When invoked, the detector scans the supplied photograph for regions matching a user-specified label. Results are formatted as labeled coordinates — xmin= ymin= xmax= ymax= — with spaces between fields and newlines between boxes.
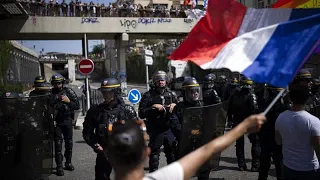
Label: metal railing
xmin=80 ymin=89 xmax=104 ymax=116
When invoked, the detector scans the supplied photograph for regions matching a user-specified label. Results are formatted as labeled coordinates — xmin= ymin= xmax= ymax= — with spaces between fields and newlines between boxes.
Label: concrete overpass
xmin=0 ymin=16 xmax=199 ymax=40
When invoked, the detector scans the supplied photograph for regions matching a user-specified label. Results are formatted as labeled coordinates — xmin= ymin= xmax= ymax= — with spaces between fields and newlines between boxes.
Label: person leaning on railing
xmin=106 ymin=114 xmax=266 ymax=180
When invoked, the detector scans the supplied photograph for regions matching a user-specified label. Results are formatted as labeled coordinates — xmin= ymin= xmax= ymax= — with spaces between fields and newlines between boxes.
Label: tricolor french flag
xmin=169 ymin=0 xmax=320 ymax=88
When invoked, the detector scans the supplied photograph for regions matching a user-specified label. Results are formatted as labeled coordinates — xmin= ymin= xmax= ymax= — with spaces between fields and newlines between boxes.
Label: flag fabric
xmin=315 ymin=46 xmax=320 ymax=54
xmin=272 ymin=0 xmax=320 ymax=8
xmin=272 ymin=1 xmax=320 ymax=54
xmin=203 ymin=0 xmax=208 ymax=9
xmin=169 ymin=0 xmax=320 ymax=88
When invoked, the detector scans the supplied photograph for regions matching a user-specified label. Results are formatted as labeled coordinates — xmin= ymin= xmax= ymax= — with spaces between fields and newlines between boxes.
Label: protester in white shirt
xmin=275 ymin=84 xmax=320 ymax=180
xmin=106 ymin=114 xmax=266 ymax=180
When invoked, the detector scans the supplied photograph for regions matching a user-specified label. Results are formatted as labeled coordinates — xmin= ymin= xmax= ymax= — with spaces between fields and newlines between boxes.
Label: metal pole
xmin=84 ymin=33 xmax=91 ymax=110
xmin=146 ymin=65 xmax=149 ymax=91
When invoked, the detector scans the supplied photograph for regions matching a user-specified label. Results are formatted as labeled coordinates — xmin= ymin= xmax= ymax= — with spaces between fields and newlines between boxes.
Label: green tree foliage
xmin=0 ymin=40 xmax=12 ymax=85
xmin=90 ymin=44 xmax=104 ymax=56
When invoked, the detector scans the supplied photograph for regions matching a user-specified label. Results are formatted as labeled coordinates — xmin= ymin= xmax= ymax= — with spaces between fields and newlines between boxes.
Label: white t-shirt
xmin=275 ymin=110 xmax=320 ymax=171
xmin=143 ymin=162 xmax=184 ymax=180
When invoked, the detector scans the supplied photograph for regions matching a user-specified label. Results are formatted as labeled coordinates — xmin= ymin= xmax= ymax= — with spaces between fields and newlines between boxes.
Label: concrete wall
xmin=0 ymin=17 xmax=198 ymax=40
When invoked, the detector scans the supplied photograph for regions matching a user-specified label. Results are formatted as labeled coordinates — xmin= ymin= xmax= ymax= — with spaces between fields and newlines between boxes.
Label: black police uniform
xmin=308 ymin=78 xmax=320 ymax=116
xmin=202 ymin=74 xmax=221 ymax=106
xmin=258 ymin=86 xmax=291 ymax=180
xmin=215 ymin=75 xmax=228 ymax=99
xmin=223 ymin=78 xmax=239 ymax=101
xmin=139 ymin=70 xmax=178 ymax=172
xmin=228 ymin=76 xmax=260 ymax=171
xmin=170 ymin=77 xmax=211 ymax=180
xmin=292 ymin=69 xmax=316 ymax=115
xmin=82 ymin=78 xmax=138 ymax=180
xmin=51 ymin=74 xmax=80 ymax=176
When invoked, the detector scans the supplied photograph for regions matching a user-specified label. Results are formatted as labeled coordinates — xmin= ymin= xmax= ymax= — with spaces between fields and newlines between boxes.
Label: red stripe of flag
xmin=169 ymin=0 xmax=247 ymax=66
xmin=272 ymin=0 xmax=293 ymax=8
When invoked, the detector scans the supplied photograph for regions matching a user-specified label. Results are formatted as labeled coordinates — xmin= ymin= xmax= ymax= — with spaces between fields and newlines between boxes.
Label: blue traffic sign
xmin=128 ymin=89 xmax=141 ymax=104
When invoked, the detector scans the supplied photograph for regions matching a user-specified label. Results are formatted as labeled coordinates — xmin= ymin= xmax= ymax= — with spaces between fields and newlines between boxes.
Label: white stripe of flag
xmin=80 ymin=65 xmax=92 ymax=69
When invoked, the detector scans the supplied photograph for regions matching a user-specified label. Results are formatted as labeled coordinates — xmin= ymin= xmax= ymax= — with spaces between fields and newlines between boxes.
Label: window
xmin=256 ymin=0 xmax=265 ymax=8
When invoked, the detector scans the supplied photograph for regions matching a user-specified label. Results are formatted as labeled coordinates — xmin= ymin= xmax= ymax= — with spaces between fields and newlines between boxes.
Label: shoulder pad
xmin=64 ymin=87 xmax=77 ymax=95
xmin=171 ymin=91 xmax=177 ymax=96
xmin=124 ymin=104 xmax=135 ymax=112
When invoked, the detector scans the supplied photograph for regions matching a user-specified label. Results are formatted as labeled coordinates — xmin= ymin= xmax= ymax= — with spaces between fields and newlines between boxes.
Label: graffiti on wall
xmin=81 ymin=17 xmax=99 ymax=24
xmin=120 ymin=19 xmax=137 ymax=29
xmin=138 ymin=18 xmax=172 ymax=25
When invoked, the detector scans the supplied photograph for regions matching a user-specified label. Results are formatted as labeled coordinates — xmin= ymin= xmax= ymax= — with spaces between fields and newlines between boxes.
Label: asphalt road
xmin=49 ymin=83 xmax=278 ymax=180
xmin=48 ymin=129 xmax=277 ymax=180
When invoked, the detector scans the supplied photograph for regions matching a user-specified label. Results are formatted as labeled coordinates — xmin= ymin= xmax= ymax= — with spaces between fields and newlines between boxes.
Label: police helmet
xmin=266 ymin=84 xmax=283 ymax=92
xmin=231 ymin=78 xmax=239 ymax=84
xmin=218 ymin=75 xmax=227 ymax=84
xmin=34 ymin=76 xmax=46 ymax=85
xmin=203 ymin=73 xmax=216 ymax=84
xmin=311 ymin=78 xmax=320 ymax=94
xmin=51 ymin=74 xmax=65 ymax=85
xmin=182 ymin=77 xmax=202 ymax=102
xmin=34 ymin=82 xmax=51 ymax=91
xmin=240 ymin=76 xmax=253 ymax=86
xmin=296 ymin=69 xmax=312 ymax=80
xmin=152 ymin=70 xmax=167 ymax=83
xmin=98 ymin=78 xmax=121 ymax=93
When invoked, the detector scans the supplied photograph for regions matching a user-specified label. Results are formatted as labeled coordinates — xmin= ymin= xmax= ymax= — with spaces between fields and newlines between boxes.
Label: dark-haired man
xmin=275 ymin=85 xmax=320 ymax=180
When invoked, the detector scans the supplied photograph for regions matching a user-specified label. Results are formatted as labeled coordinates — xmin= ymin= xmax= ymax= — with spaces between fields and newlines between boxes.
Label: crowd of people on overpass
xmin=17 ymin=0 xmax=205 ymax=18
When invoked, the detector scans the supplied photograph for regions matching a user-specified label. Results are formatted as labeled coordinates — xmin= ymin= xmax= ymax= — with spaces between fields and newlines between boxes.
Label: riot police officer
xmin=292 ymin=69 xmax=313 ymax=89
xmin=82 ymin=77 xmax=138 ymax=180
xmin=170 ymin=77 xmax=212 ymax=180
xmin=202 ymin=73 xmax=221 ymax=106
xmin=30 ymin=81 xmax=51 ymax=96
xmin=215 ymin=75 xmax=227 ymax=100
xmin=223 ymin=77 xmax=239 ymax=101
xmin=228 ymin=76 xmax=260 ymax=171
xmin=51 ymin=74 xmax=80 ymax=176
xmin=309 ymin=78 xmax=320 ymax=111
xmin=139 ymin=70 xmax=178 ymax=173
xmin=30 ymin=76 xmax=48 ymax=96
xmin=258 ymin=85 xmax=291 ymax=180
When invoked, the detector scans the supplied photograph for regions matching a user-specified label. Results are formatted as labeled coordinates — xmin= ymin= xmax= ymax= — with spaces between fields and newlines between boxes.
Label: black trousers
xmin=283 ymin=165 xmax=320 ymax=180
xmin=258 ymin=143 xmax=283 ymax=180
xmin=148 ymin=131 xmax=176 ymax=172
xmin=54 ymin=121 xmax=73 ymax=166
xmin=95 ymin=153 xmax=112 ymax=180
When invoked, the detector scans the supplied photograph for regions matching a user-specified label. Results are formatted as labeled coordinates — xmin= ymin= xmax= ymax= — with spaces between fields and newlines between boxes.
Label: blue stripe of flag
xmin=243 ymin=14 xmax=320 ymax=88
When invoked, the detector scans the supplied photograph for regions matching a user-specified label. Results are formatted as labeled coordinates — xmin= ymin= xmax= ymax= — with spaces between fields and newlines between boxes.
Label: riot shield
xmin=178 ymin=101 xmax=228 ymax=171
xmin=0 ymin=95 xmax=54 ymax=179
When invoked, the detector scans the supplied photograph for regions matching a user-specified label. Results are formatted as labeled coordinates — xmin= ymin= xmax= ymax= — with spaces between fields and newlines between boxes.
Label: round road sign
xmin=79 ymin=59 xmax=95 ymax=75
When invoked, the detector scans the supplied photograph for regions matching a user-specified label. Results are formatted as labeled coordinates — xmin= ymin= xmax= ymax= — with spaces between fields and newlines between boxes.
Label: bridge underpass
xmin=0 ymin=16 xmax=199 ymax=92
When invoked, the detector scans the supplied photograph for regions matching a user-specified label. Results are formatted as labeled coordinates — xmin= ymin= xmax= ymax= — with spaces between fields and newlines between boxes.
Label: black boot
xmin=65 ymin=140 xmax=74 ymax=171
xmin=55 ymin=153 xmax=64 ymax=176
xmin=149 ymin=154 xmax=160 ymax=173
xmin=56 ymin=166 xmax=64 ymax=176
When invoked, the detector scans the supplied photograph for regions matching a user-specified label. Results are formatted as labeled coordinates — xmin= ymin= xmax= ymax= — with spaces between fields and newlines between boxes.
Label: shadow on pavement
xmin=219 ymin=157 xmax=251 ymax=164
xmin=75 ymin=140 xmax=87 ymax=144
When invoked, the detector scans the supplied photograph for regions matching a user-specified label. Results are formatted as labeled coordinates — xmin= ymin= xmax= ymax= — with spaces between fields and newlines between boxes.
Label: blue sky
xmin=23 ymin=0 xmax=114 ymax=54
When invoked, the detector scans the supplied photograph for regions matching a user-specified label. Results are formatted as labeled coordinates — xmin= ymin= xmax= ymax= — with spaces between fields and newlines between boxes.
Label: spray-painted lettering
xmin=120 ymin=19 xmax=137 ymax=29
xmin=81 ymin=17 xmax=99 ymax=24
xmin=184 ymin=18 xmax=193 ymax=24
xmin=138 ymin=18 xmax=172 ymax=25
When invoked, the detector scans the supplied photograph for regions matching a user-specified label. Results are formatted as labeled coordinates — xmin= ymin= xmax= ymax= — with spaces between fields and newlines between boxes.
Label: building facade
xmin=7 ymin=41 xmax=40 ymax=86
